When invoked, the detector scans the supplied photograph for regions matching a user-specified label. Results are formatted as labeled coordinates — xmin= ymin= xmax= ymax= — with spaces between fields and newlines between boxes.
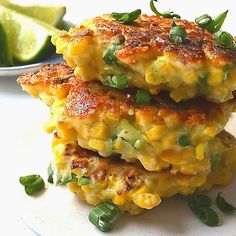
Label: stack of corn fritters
xmin=17 ymin=13 xmax=236 ymax=215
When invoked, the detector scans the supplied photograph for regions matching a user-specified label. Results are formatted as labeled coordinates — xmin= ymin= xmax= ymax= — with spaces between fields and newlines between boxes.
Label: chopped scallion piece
xmin=195 ymin=11 xmax=228 ymax=33
xmin=214 ymin=31 xmax=235 ymax=48
xmin=19 ymin=174 xmax=45 ymax=196
xmin=150 ymin=0 xmax=180 ymax=18
xmin=169 ymin=25 xmax=187 ymax=44
xmin=178 ymin=134 xmax=191 ymax=147
xmin=77 ymin=176 xmax=91 ymax=186
xmin=211 ymin=154 xmax=222 ymax=168
xmin=216 ymin=192 xmax=236 ymax=214
xmin=188 ymin=195 xmax=212 ymax=208
xmin=112 ymin=9 xmax=141 ymax=24
xmin=89 ymin=201 xmax=120 ymax=232
xmin=47 ymin=163 xmax=54 ymax=184
xmin=103 ymin=43 xmax=122 ymax=65
xmin=108 ymin=75 xmax=128 ymax=89
xmin=135 ymin=90 xmax=151 ymax=104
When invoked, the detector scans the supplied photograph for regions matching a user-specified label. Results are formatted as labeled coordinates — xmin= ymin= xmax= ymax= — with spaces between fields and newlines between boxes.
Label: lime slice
xmin=0 ymin=23 xmax=13 ymax=66
xmin=0 ymin=1 xmax=66 ymax=27
xmin=0 ymin=5 xmax=58 ymax=63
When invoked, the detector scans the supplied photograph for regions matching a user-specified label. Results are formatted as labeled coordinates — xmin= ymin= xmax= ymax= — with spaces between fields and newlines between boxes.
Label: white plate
xmin=8 ymin=0 xmax=236 ymax=235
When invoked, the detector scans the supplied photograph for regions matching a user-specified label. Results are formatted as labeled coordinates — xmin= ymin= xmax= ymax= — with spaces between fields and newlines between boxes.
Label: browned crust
xmin=62 ymin=14 xmax=236 ymax=64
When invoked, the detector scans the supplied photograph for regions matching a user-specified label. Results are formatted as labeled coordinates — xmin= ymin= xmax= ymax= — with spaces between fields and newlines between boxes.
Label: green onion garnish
xmin=169 ymin=25 xmax=187 ymax=44
xmin=135 ymin=90 xmax=151 ymax=104
xmin=47 ymin=163 xmax=54 ymax=184
xmin=211 ymin=154 xmax=222 ymax=168
xmin=108 ymin=75 xmax=128 ymax=89
xmin=150 ymin=0 xmax=180 ymax=19
xmin=178 ymin=134 xmax=191 ymax=147
xmin=19 ymin=174 xmax=45 ymax=196
xmin=112 ymin=9 xmax=141 ymax=24
xmin=224 ymin=63 xmax=235 ymax=80
xmin=103 ymin=43 xmax=122 ymax=65
xmin=216 ymin=192 xmax=236 ymax=214
xmin=195 ymin=11 xmax=228 ymax=33
xmin=188 ymin=195 xmax=219 ymax=226
xmin=89 ymin=201 xmax=120 ymax=232
xmin=77 ymin=176 xmax=91 ymax=186
xmin=214 ymin=31 xmax=235 ymax=48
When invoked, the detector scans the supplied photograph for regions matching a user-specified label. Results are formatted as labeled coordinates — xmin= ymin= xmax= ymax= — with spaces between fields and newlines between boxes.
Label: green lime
xmin=0 ymin=5 xmax=58 ymax=64
xmin=0 ymin=1 xmax=66 ymax=27
xmin=0 ymin=23 xmax=13 ymax=66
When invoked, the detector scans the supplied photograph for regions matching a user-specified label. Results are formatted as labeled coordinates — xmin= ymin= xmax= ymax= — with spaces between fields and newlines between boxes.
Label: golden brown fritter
xmin=17 ymin=62 xmax=236 ymax=175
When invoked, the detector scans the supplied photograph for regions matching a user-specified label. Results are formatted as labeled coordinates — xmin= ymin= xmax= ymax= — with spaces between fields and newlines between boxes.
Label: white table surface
xmin=1 ymin=1 xmax=236 ymax=235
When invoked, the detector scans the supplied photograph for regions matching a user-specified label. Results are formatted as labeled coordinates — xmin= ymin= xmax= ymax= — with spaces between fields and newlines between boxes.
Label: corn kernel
xmin=196 ymin=143 xmax=206 ymax=160
xmin=113 ymin=138 xmax=123 ymax=151
xmin=89 ymin=139 xmax=105 ymax=151
xmin=91 ymin=122 xmax=108 ymax=140
xmin=133 ymin=193 xmax=161 ymax=209
xmin=68 ymin=39 xmax=89 ymax=56
xmin=146 ymin=125 xmax=166 ymax=141
xmin=203 ymin=127 xmax=216 ymax=137
xmin=162 ymin=133 xmax=177 ymax=149
xmin=113 ymin=194 xmax=126 ymax=205
xmin=182 ymin=71 xmax=198 ymax=85
xmin=208 ymin=68 xmax=224 ymax=86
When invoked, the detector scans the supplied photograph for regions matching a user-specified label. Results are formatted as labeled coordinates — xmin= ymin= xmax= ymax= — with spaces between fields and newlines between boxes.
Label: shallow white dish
xmin=0 ymin=55 xmax=63 ymax=78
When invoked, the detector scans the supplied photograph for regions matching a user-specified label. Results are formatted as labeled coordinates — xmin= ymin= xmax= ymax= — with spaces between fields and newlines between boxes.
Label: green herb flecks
xmin=107 ymin=75 xmax=128 ymax=89
xmin=19 ymin=174 xmax=45 ymax=196
xmin=188 ymin=195 xmax=219 ymax=226
xmin=103 ymin=43 xmax=123 ymax=65
xmin=178 ymin=134 xmax=191 ymax=147
xmin=112 ymin=9 xmax=141 ymax=24
xmin=47 ymin=163 xmax=54 ymax=183
xmin=214 ymin=31 xmax=235 ymax=48
xmin=216 ymin=192 xmax=236 ymax=214
xmin=150 ymin=0 xmax=180 ymax=19
xmin=195 ymin=10 xmax=228 ymax=33
xmin=77 ymin=176 xmax=91 ymax=186
xmin=169 ymin=25 xmax=187 ymax=44
xmin=135 ymin=90 xmax=151 ymax=104
xmin=89 ymin=201 xmax=120 ymax=232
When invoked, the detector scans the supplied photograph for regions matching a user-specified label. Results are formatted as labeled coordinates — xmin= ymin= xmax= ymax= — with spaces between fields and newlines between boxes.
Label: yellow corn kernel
xmin=203 ymin=127 xmax=216 ymax=137
xmin=53 ymin=143 xmax=65 ymax=158
xmin=91 ymin=122 xmax=108 ymax=140
xmin=68 ymin=39 xmax=89 ymax=56
xmin=81 ymin=185 xmax=91 ymax=192
xmin=132 ymin=193 xmax=161 ymax=209
xmin=146 ymin=125 xmax=166 ymax=141
xmin=183 ymin=71 xmax=198 ymax=85
xmin=113 ymin=194 xmax=126 ymax=205
xmin=149 ymin=87 xmax=160 ymax=95
xmin=162 ymin=133 xmax=177 ymax=149
xmin=207 ymin=68 xmax=224 ymax=86
xmin=78 ymin=125 xmax=90 ymax=140
xmin=113 ymin=139 xmax=123 ymax=151
xmin=196 ymin=143 xmax=206 ymax=160
xmin=89 ymin=139 xmax=105 ymax=151
xmin=146 ymin=71 xmax=157 ymax=84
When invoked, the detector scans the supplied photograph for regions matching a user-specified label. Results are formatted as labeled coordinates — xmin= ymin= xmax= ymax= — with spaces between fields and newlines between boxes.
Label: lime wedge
xmin=0 ymin=5 xmax=58 ymax=63
xmin=0 ymin=23 xmax=13 ymax=66
xmin=0 ymin=1 xmax=66 ymax=27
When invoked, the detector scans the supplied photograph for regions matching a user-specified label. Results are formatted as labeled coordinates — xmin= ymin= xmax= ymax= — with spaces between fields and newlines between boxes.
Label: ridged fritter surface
xmin=51 ymin=131 xmax=236 ymax=215
xmin=17 ymin=63 xmax=236 ymax=175
xmin=52 ymin=14 xmax=236 ymax=102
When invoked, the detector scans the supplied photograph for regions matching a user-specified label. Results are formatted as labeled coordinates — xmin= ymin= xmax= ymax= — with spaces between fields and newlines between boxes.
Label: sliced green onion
xmin=135 ymin=90 xmax=151 ymax=104
xmin=211 ymin=154 xmax=222 ymax=168
xmin=47 ymin=163 xmax=54 ymax=184
xmin=169 ymin=25 xmax=187 ymax=44
xmin=77 ymin=176 xmax=91 ymax=186
xmin=198 ymin=76 xmax=209 ymax=95
xmin=224 ymin=63 xmax=235 ymax=80
xmin=19 ymin=175 xmax=45 ymax=196
xmin=178 ymin=134 xmax=191 ymax=147
xmin=89 ymin=201 xmax=120 ymax=232
xmin=108 ymin=75 xmax=128 ymax=89
xmin=195 ymin=11 xmax=228 ymax=33
xmin=214 ymin=31 xmax=235 ymax=48
xmin=112 ymin=9 xmax=141 ymax=24
xmin=188 ymin=195 xmax=212 ymax=208
xmin=56 ymin=172 xmax=75 ymax=185
xmin=103 ymin=43 xmax=122 ymax=65
xmin=150 ymin=0 xmax=180 ymax=19
xmin=195 ymin=14 xmax=212 ymax=27
xmin=216 ymin=192 xmax=236 ymax=214
xmin=134 ymin=139 xmax=146 ymax=150
xmin=188 ymin=195 xmax=219 ymax=226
